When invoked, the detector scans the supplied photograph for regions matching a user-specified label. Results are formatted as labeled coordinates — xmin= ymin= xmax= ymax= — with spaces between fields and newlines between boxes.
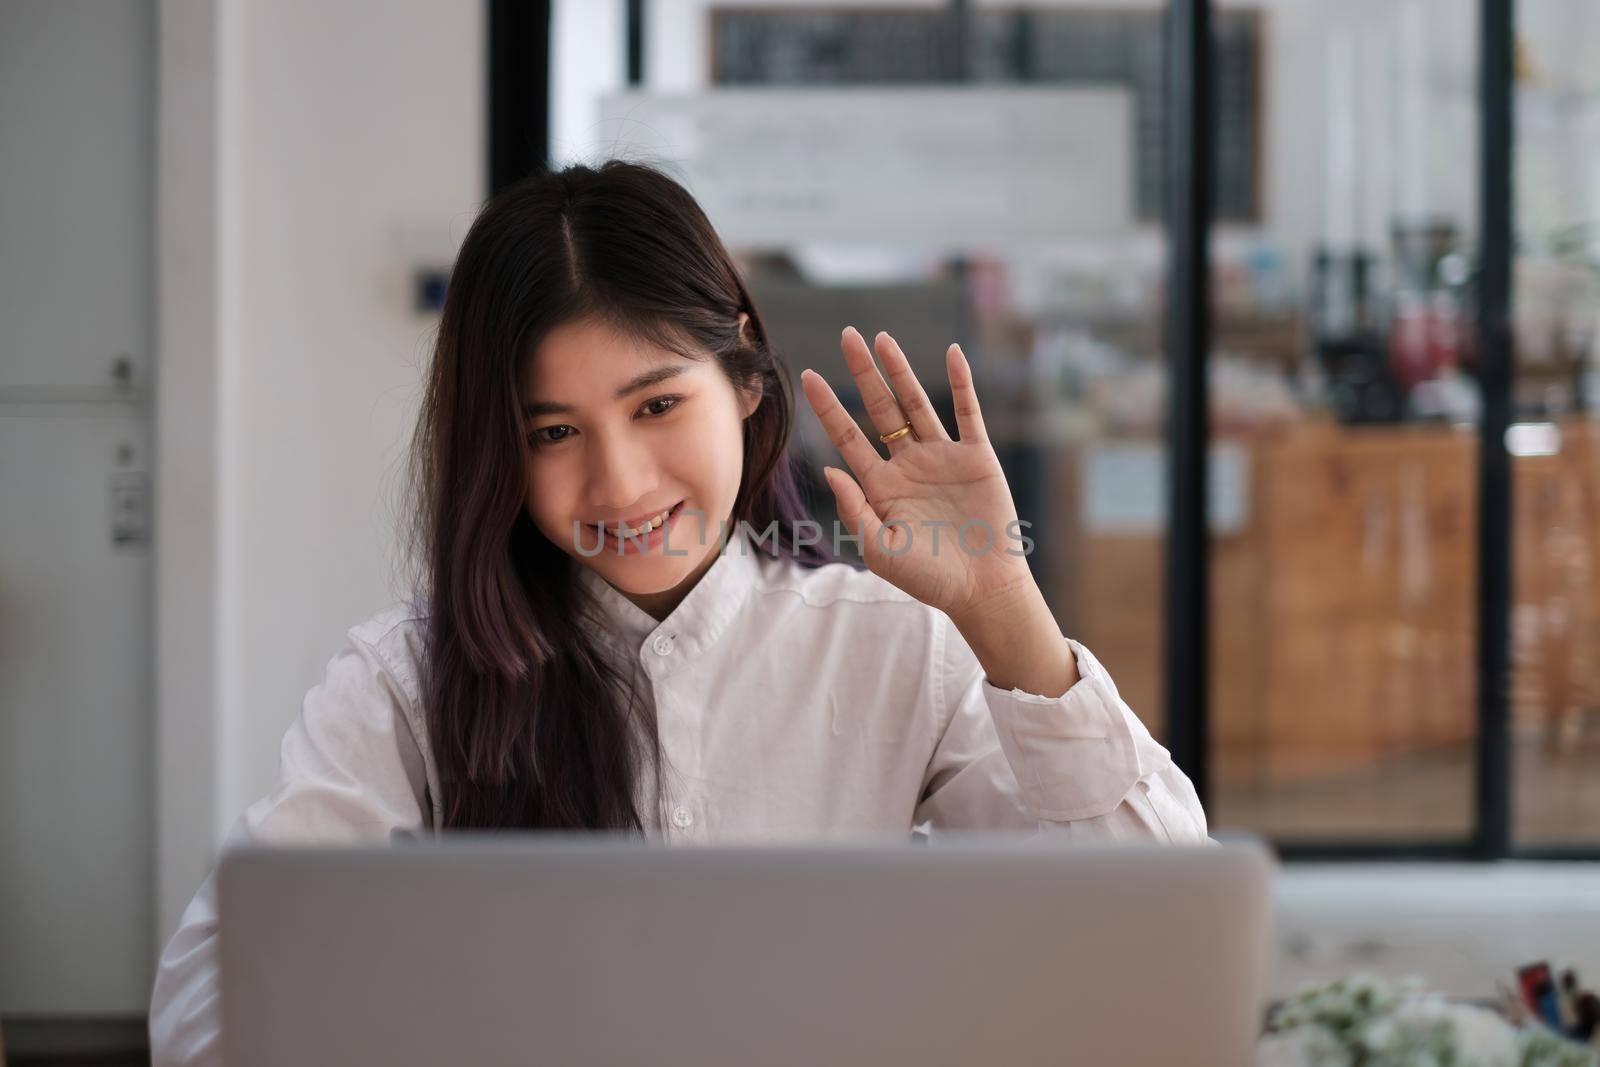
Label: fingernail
xmin=842 ymin=325 xmax=855 ymax=339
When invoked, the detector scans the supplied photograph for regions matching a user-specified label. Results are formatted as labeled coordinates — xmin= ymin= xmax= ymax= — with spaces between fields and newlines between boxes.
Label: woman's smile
xmin=585 ymin=500 xmax=688 ymax=554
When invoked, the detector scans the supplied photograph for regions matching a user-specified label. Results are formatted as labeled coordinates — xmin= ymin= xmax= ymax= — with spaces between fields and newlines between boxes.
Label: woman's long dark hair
xmin=402 ymin=160 xmax=829 ymax=831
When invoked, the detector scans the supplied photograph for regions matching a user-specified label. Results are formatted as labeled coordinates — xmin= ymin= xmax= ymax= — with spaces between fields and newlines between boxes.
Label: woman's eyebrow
xmin=523 ymin=363 xmax=689 ymax=418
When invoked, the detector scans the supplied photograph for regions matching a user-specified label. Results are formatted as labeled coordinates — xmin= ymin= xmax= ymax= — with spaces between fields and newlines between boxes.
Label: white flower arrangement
xmin=1259 ymin=976 xmax=1600 ymax=1067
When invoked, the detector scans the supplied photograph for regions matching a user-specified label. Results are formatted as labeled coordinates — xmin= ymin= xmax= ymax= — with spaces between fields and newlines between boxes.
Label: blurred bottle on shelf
xmin=1310 ymin=245 xmax=1400 ymax=423
xmin=1390 ymin=219 xmax=1474 ymax=412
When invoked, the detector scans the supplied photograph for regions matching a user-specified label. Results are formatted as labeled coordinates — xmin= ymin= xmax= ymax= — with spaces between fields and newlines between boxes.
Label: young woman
xmin=148 ymin=159 xmax=1209 ymax=1065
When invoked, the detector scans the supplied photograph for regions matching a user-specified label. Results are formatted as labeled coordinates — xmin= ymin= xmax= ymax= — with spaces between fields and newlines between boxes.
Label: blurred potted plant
xmin=1258 ymin=976 xmax=1599 ymax=1067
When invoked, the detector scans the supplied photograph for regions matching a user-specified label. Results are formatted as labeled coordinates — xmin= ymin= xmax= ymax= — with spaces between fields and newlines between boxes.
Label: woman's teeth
xmin=602 ymin=506 xmax=673 ymax=538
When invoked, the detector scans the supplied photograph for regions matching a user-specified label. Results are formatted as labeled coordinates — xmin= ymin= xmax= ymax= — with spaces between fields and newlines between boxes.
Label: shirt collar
xmin=574 ymin=521 xmax=766 ymax=663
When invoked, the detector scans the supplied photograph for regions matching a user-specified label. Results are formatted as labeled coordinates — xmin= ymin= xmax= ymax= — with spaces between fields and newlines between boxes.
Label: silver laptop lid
xmin=219 ymin=836 xmax=1273 ymax=1067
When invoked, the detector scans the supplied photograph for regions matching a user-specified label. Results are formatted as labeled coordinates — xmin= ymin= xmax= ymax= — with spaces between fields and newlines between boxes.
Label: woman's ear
xmin=739 ymin=374 xmax=763 ymax=420
xmin=736 ymin=313 xmax=760 ymax=419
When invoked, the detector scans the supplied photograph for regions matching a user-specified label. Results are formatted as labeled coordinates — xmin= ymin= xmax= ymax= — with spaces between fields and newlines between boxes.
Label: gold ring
xmin=879 ymin=422 xmax=915 ymax=444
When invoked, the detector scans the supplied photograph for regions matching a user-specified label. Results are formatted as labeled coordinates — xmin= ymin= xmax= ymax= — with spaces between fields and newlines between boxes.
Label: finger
xmin=799 ymin=367 xmax=888 ymax=480
xmin=821 ymin=466 xmax=884 ymax=554
xmin=873 ymin=331 xmax=951 ymax=443
xmin=840 ymin=326 xmax=915 ymax=455
xmin=946 ymin=343 xmax=989 ymax=445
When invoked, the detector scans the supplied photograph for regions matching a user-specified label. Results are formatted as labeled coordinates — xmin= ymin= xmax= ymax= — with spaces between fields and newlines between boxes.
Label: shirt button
xmin=652 ymin=634 xmax=674 ymax=656
xmin=670 ymin=805 xmax=694 ymax=829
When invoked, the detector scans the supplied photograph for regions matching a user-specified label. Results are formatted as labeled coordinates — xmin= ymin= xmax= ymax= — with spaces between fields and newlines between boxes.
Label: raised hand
xmin=799 ymin=326 xmax=1034 ymax=623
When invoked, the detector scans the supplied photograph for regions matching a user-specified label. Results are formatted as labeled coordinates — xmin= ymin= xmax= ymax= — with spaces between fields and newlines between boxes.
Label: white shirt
xmin=148 ymin=524 xmax=1210 ymax=1065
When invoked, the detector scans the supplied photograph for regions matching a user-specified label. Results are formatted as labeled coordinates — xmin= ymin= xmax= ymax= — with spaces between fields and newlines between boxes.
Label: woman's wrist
xmin=950 ymin=580 xmax=1080 ymax=699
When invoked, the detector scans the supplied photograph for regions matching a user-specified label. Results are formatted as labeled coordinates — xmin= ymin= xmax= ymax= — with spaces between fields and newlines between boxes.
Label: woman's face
xmin=521 ymin=315 xmax=759 ymax=618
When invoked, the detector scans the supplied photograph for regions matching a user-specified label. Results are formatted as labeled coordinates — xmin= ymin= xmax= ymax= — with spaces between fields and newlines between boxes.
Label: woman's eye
xmin=641 ymin=395 xmax=682 ymax=417
xmin=528 ymin=425 xmax=572 ymax=447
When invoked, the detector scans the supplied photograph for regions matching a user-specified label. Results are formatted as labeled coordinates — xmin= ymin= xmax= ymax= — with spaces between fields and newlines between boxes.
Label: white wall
xmin=551 ymin=0 xmax=625 ymax=168
xmin=156 ymin=0 xmax=224 ymax=975
xmin=156 ymin=0 xmax=484 ymax=942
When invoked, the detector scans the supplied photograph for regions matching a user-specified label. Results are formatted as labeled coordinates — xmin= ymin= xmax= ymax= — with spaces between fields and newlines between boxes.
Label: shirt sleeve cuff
xmin=979 ymin=637 xmax=1152 ymax=822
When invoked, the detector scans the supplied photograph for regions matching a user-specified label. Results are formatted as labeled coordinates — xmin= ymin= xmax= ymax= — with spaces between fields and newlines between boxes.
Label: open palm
xmin=800 ymin=327 xmax=1033 ymax=621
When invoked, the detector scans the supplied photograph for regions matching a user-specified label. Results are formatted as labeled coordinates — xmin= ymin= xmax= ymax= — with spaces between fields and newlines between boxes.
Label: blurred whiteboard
xmin=597 ymin=88 xmax=1133 ymax=247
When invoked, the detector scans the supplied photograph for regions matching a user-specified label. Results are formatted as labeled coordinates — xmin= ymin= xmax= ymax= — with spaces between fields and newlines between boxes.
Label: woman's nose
xmin=585 ymin=429 xmax=659 ymax=512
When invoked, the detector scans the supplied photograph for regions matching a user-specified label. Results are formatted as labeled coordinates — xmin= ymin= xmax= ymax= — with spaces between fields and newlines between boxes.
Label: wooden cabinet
xmin=1511 ymin=422 xmax=1600 ymax=748
xmin=1052 ymin=419 xmax=1600 ymax=790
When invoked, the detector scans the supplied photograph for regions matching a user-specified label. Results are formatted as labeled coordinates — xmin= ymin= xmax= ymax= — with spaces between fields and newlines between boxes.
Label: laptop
xmin=218 ymin=835 xmax=1274 ymax=1066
